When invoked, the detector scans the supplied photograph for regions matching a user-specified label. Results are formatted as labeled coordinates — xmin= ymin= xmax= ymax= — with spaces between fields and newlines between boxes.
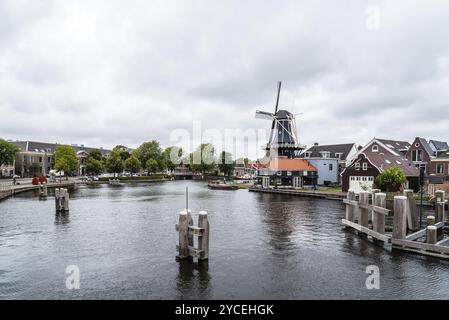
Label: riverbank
xmin=249 ymin=186 xmax=347 ymax=200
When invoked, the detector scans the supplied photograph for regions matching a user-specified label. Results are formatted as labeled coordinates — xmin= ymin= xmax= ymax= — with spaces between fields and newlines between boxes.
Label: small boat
xmin=109 ymin=179 xmax=122 ymax=186
xmin=207 ymin=180 xmax=238 ymax=190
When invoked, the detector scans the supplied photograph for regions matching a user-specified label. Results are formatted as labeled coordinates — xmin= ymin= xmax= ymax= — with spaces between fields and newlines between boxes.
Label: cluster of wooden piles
xmin=342 ymin=189 xmax=449 ymax=259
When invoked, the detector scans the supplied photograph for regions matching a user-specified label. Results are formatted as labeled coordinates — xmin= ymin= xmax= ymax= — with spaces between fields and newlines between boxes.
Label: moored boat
xmin=207 ymin=180 xmax=238 ymax=190
xmin=109 ymin=179 xmax=122 ymax=186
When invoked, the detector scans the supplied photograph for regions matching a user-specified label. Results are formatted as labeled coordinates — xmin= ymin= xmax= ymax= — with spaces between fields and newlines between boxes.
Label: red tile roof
xmin=262 ymin=158 xmax=317 ymax=171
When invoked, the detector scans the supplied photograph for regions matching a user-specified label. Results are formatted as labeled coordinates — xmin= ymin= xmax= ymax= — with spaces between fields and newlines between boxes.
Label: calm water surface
xmin=0 ymin=181 xmax=448 ymax=299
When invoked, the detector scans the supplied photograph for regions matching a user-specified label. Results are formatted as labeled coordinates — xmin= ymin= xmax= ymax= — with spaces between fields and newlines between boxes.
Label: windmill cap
xmin=276 ymin=110 xmax=293 ymax=118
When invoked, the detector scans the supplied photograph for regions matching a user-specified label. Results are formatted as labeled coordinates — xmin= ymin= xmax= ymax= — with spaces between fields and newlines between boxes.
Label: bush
xmin=323 ymin=180 xmax=332 ymax=187
xmin=376 ymin=167 xmax=407 ymax=192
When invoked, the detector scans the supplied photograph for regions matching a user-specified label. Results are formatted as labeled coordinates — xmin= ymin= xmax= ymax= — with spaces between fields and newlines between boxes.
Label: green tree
xmin=218 ymin=151 xmax=235 ymax=177
xmin=106 ymin=149 xmax=124 ymax=177
xmin=146 ymin=158 xmax=158 ymax=175
xmin=88 ymin=149 xmax=103 ymax=161
xmin=162 ymin=146 xmax=183 ymax=172
xmin=0 ymin=139 xmax=20 ymax=167
xmin=55 ymin=145 xmax=79 ymax=178
xmin=86 ymin=158 xmax=104 ymax=176
xmin=134 ymin=140 xmax=162 ymax=170
xmin=120 ymin=150 xmax=131 ymax=162
xmin=190 ymin=143 xmax=216 ymax=175
xmin=124 ymin=155 xmax=142 ymax=174
xmin=376 ymin=167 xmax=407 ymax=192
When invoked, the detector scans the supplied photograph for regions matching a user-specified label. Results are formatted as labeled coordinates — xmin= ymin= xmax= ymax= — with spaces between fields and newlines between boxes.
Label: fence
xmin=0 ymin=182 xmax=13 ymax=192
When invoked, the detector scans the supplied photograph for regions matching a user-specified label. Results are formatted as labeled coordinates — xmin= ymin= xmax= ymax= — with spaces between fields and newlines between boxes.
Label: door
xmin=349 ymin=176 xmax=374 ymax=193
xmin=262 ymin=177 xmax=270 ymax=189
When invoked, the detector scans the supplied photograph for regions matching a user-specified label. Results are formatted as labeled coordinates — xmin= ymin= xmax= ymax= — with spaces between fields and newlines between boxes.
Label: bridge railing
xmin=0 ymin=182 xmax=13 ymax=192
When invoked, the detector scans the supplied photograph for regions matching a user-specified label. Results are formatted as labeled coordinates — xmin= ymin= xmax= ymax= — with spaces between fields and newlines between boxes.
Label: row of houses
xmin=341 ymin=137 xmax=449 ymax=193
xmin=0 ymin=140 xmax=111 ymax=178
xmin=250 ymin=135 xmax=449 ymax=193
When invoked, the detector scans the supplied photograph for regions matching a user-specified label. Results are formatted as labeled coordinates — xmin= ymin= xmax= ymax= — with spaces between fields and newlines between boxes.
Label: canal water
xmin=0 ymin=181 xmax=448 ymax=300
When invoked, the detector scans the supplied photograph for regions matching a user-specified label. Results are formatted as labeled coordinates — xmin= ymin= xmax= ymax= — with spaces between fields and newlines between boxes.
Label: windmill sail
xmin=255 ymin=111 xmax=275 ymax=120
xmin=255 ymin=81 xmax=306 ymax=158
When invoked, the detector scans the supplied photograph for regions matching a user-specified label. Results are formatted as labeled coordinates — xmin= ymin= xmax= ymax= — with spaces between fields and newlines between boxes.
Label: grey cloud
xmin=1 ymin=0 xmax=449 ymax=156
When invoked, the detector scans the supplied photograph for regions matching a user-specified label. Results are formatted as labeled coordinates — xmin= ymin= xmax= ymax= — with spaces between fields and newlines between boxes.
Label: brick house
xmin=341 ymin=138 xmax=419 ymax=193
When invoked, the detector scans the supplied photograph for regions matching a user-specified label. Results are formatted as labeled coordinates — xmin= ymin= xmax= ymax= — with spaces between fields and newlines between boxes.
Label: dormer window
xmin=304 ymin=152 xmax=312 ymax=158
xmin=362 ymin=163 xmax=368 ymax=171
xmin=335 ymin=153 xmax=343 ymax=160
xmin=372 ymin=145 xmax=379 ymax=152
xmin=320 ymin=151 xmax=330 ymax=158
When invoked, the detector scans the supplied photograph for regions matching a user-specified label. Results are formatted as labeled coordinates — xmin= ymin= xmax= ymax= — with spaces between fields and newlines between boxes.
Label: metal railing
xmin=0 ymin=182 xmax=13 ymax=192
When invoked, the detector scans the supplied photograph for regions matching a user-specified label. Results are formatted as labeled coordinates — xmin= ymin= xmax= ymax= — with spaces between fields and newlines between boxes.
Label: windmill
xmin=255 ymin=81 xmax=306 ymax=158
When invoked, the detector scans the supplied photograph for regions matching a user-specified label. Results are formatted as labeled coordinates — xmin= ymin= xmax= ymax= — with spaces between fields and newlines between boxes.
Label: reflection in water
xmin=176 ymin=259 xmax=211 ymax=299
xmin=55 ymin=211 xmax=70 ymax=225
xmin=1 ymin=181 xmax=449 ymax=299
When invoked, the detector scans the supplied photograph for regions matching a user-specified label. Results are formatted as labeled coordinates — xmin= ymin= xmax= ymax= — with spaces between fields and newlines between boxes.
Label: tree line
xmin=0 ymin=138 xmax=240 ymax=177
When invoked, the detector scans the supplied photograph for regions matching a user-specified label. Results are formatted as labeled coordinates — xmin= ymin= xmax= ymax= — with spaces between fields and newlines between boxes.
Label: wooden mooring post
xmin=435 ymin=190 xmax=446 ymax=223
xmin=176 ymin=210 xmax=210 ymax=261
xmin=55 ymin=188 xmax=69 ymax=212
xmin=392 ymin=196 xmax=407 ymax=240
xmin=39 ymin=183 xmax=48 ymax=199
xmin=343 ymin=190 xmax=449 ymax=259
xmin=403 ymin=189 xmax=420 ymax=231
xmin=342 ymin=190 xmax=390 ymax=243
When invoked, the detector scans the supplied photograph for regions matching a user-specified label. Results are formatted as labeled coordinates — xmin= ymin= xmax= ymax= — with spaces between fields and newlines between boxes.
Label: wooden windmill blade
xmin=255 ymin=110 xmax=275 ymax=120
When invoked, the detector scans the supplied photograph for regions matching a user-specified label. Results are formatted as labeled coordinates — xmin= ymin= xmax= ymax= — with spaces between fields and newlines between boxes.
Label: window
xmin=304 ymin=152 xmax=312 ymax=158
xmin=362 ymin=163 xmax=368 ymax=171
xmin=372 ymin=145 xmax=379 ymax=152
xmin=355 ymin=163 xmax=361 ymax=169
xmin=335 ymin=153 xmax=343 ymax=160
xmin=329 ymin=164 xmax=333 ymax=171
xmin=412 ymin=150 xmax=423 ymax=162
xmin=39 ymin=157 xmax=42 ymax=163
xmin=287 ymin=171 xmax=292 ymax=176
xmin=277 ymin=171 xmax=282 ymax=176
xmin=415 ymin=143 xmax=420 ymax=148
xmin=437 ymin=164 xmax=444 ymax=174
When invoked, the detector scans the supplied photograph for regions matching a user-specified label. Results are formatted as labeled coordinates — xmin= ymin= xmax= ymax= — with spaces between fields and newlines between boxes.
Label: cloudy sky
xmin=1 ymin=0 xmax=449 ymax=158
